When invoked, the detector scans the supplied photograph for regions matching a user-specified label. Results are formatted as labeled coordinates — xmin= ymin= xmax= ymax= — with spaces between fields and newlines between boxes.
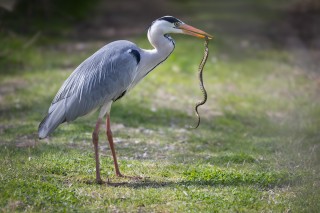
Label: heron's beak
xmin=178 ymin=23 xmax=213 ymax=39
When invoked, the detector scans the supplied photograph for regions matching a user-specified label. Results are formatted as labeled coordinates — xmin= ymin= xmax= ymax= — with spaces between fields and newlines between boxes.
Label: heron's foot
xmin=96 ymin=178 xmax=104 ymax=185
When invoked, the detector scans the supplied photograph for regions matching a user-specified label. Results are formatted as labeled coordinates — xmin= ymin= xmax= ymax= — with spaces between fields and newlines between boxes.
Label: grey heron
xmin=38 ymin=16 xmax=212 ymax=183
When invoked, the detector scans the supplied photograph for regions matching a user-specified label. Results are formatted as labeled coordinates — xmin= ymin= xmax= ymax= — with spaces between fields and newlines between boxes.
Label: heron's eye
xmin=174 ymin=22 xmax=180 ymax=28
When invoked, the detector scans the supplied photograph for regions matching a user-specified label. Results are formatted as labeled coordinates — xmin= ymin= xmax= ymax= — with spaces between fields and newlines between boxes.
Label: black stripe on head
xmin=158 ymin=16 xmax=182 ymax=24
xmin=148 ymin=16 xmax=182 ymax=32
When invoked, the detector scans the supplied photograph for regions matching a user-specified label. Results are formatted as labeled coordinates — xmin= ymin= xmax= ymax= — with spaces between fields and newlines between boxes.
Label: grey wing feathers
xmin=38 ymin=40 xmax=140 ymax=138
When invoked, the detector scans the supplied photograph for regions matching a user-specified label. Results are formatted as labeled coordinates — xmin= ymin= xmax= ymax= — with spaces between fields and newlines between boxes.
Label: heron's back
xmin=38 ymin=40 xmax=141 ymax=138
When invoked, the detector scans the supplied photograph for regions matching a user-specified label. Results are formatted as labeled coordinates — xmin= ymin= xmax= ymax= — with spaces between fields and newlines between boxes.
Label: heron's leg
xmin=92 ymin=118 xmax=103 ymax=184
xmin=105 ymin=114 xmax=123 ymax=177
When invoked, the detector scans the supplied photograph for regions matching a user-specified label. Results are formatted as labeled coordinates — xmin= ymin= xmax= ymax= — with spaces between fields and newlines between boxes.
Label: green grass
xmin=1 ymin=10 xmax=320 ymax=213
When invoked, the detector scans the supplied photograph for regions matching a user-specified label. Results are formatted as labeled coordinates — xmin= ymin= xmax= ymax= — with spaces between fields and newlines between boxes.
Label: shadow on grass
xmin=86 ymin=174 xmax=294 ymax=189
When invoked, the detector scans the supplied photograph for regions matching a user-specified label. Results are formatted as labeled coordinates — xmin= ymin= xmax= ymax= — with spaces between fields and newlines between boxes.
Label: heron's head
xmin=149 ymin=16 xmax=213 ymax=40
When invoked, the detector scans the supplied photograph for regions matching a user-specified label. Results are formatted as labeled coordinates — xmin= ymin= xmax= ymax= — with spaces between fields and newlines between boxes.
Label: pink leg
xmin=106 ymin=114 xmax=123 ymax=177
xmin=92 ymin=118 xmax=103 ymax=184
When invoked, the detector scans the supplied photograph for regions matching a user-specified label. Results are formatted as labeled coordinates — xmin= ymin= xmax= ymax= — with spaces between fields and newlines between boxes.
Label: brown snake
xmin=193 ymin=36 xmax=210 ymax=129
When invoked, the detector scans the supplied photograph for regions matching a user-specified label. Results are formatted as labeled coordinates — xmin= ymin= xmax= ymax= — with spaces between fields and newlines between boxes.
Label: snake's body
xmin=194 ymin=36 xmax=210 ymax=128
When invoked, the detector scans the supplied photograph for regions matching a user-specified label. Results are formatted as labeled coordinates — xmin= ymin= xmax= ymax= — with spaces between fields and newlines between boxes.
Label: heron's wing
xmin=49 ymin=40 xmax=140 ymax=122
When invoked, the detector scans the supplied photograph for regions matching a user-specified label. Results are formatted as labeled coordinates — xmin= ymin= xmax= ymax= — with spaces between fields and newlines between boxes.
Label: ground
xmin=0 ymin=0 xmax=320 ymax=212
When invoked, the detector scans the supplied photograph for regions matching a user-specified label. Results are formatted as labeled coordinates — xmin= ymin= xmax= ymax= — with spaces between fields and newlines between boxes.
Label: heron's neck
xmin=127 ymin=30 xmax=175 ymax=91
xmin=140 ymin=30 xmax=175 ymax=75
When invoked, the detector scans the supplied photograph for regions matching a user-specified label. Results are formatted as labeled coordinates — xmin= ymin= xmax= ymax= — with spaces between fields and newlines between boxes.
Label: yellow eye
xmin=174 ymin=22 xmax=180 ymax=28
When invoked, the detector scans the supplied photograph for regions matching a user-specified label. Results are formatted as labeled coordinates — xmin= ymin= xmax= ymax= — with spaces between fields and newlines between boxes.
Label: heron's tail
xmin=38 ymin=107 xmax=66 ymax=139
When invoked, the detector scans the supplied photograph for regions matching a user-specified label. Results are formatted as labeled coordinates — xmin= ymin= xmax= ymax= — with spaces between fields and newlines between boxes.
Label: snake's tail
xmin=194 ymin=104 xmax=201 ymax=129
xmin=193 ymin=92 xmax=208 ymax=129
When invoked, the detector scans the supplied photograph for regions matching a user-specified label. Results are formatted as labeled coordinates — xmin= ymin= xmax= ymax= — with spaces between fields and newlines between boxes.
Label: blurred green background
xmin=0 ymin=0 xmax=319 ymax=212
